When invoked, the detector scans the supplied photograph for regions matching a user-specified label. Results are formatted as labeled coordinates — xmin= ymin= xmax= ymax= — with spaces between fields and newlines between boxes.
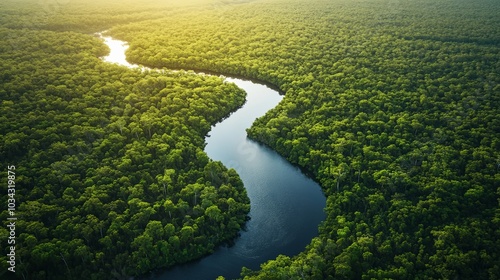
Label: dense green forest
xmin=2 ymin=0 xmax=500 ymax=279
xmin=0 ymin=1 xmax=251 ymax=279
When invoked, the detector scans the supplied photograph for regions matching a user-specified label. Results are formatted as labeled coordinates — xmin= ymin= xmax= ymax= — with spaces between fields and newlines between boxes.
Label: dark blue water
xmin=150 ymin=78 xmax=326 ymax=280
xmin=99 ymin=35 xmax=326 ymax=280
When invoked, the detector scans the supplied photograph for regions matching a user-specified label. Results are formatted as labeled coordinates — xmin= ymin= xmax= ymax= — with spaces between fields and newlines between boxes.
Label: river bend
xmin=99 ymin=33 xmax=326 ymax=280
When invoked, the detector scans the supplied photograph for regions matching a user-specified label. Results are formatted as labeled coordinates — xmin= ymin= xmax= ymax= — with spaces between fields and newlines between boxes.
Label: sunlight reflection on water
xmin=99 ymin=33 xmax=326 ymax=280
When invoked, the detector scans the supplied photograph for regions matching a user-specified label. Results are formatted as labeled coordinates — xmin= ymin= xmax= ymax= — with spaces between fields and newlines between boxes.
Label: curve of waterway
xmin=99 ymin=33 xmax=326 ymax=280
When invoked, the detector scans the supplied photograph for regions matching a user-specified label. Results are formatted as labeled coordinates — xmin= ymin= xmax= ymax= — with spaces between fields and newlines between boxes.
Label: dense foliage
xmin=108 ymin=0 xmax=500 ymax=279
xmin=0 ymin=5 xmax=250 ymax=279
xmin=1 ymin=0 xmax=499 ymax=279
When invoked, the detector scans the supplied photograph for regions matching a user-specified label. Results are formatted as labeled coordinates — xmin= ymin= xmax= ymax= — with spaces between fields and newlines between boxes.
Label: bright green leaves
xmin=205 ymin=205 xmax=223 ymax=222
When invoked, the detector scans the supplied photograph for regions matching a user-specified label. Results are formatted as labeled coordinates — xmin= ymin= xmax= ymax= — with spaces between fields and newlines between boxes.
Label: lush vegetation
xmin=110 ymin=0 xmax=500 ymax=279
xmin=1 ymin=0 xmax=499 ymax=279
xmin=0 ymin=2 xmax=250 ymax=279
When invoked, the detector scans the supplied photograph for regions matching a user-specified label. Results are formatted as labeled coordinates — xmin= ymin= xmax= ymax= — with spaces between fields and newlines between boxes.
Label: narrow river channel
xmin=99 ymin=33 xmax=326 ymax=280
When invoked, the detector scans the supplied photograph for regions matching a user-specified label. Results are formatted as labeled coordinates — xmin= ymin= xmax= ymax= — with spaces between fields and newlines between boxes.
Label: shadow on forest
xmin=403 ymin=35 xmax=500 ymax=46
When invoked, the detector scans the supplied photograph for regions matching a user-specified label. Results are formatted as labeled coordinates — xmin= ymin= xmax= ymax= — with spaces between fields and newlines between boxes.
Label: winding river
xmin=99 ymin=33 xmax=326 ymax=280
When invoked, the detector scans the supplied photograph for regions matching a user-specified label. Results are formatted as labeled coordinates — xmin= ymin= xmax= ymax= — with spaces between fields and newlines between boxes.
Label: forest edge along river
xmin=98 ymin=32 xmax=326 ymax=280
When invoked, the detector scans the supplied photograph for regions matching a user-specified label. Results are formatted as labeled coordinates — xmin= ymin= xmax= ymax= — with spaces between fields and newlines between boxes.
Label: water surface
xmin=99 ymin=33 xmax=326 ymax=280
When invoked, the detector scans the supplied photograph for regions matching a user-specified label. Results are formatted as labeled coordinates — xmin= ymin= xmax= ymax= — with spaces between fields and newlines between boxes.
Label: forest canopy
xmin=0 ymin=2 xmax=251 ymax=279
xmin=1 ymin=0 xmax=500 ymax=279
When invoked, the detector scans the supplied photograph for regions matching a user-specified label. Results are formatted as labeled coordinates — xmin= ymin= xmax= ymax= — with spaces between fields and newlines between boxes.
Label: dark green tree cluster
xmin=0 ymin=24 xmax=249 ymax=279
xmin=104 ymin=0 xmax=499 ymax=279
